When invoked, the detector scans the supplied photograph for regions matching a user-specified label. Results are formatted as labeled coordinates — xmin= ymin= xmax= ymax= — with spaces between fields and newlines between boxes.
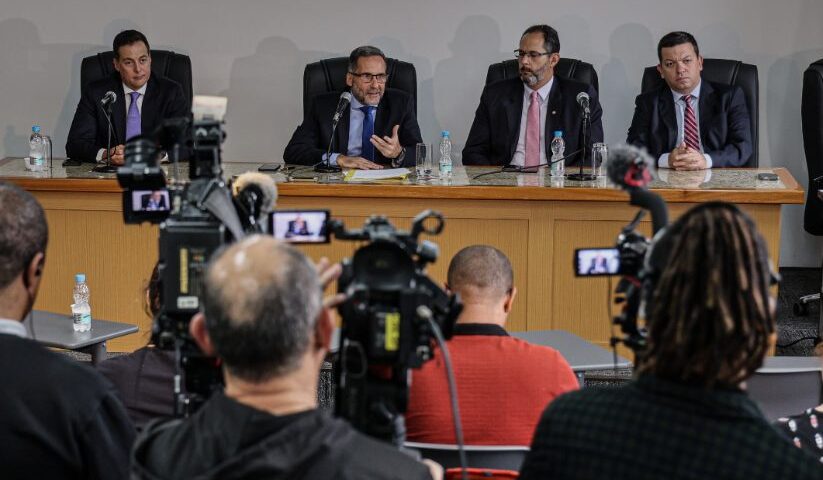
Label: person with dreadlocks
xmin=519 ymin=202 xmax=823 ymax=480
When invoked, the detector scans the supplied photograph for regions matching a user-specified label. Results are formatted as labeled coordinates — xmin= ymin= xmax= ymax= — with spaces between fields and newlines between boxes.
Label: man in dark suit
xmin=462 ymin=25 xmax=604 ymax=168
xmin=285 ymin=216 xmax=311 ymax=237
xmin=66 ymin=30 xmax=189 ymax=164
xmin=284 ymin=46 xmax=423 ymax=170
xmin=626 ymin=31 xmax=752 ymax=169
xmin=140 ymin=190 xmax=168 ymax=211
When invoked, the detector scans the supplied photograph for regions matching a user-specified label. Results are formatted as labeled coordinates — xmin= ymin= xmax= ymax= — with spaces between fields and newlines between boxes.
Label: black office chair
xmin=793 ymin=59 xmax=823 ymax=330
xmin=302 ymin=57 xmax=417 ymax=119
xmin=484 ymin=58 xmax=599 ymax=92
xmin=640 ymin=58 xmax=759 ymax=167
xmin=80 ymin=50 xmax=193 ymax=107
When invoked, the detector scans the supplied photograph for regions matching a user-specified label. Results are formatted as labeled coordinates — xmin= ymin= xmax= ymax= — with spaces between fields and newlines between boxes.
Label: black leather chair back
xmin=80 ymin=50 xmax=193 ymax=107
xmin=640 ymin=58 xmax=759 ymax=167
xmin=485 ymin=58 xmax=599 ymax=92
xmin=802 ymin=59 xmax=823 ymax=235
xmin=303 ymin=57 xmax=417 ymax=118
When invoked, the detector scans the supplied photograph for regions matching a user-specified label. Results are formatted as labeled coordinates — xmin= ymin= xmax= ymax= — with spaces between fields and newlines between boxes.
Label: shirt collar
xmin=349 ymin=94 xmax=377 ymax=111
xmin=123 ymin=81 xmax=148 ymax=97
xmin=0 ymin=318 xmax=27 ymax=339
xmin=524 ymin=76 xmax=554 ymax=102
xmin=453 ymin=323 xmax=509 ymax=337
xmin=671 ymin=80 xmax=702 ymax=102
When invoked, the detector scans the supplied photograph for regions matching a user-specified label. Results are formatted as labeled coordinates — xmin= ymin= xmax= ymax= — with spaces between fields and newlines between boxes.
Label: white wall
xmin=2 ymin=0 xmax=822 ymax=265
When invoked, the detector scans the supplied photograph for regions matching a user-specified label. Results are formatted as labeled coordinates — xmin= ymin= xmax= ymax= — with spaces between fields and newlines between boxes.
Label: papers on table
xmin=343 ymin=168 xmax=410 ymax=182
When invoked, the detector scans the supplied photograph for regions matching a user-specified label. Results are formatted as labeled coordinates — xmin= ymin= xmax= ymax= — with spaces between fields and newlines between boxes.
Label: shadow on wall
xmin=433 ymin=15 xmax=506 ymax=160
xmin=599 ymin=23 xmax=655 ymax=145
xmin=768 ymin=49 xmax=823 ymax=266
xmin=221 ymin=37 xmax=332 ymax=162
xmin=369 ymin=36 xmax=438 ymax=148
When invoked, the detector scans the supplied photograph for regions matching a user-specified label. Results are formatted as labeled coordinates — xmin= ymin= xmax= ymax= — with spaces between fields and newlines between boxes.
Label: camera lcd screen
xmin=122 ymin=189 xmax=172 ymax=224
xmin=270 ymin=210 xmax=330 ymax=244
xmin=574 ymin=248 xmax=621 ymax=276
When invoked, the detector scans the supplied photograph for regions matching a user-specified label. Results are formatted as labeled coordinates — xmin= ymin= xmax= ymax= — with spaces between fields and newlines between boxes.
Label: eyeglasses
xmin=514 ymin=49 xmax=552 ymax=60
xmin=349 ymin=72 xmax=389 ymax=83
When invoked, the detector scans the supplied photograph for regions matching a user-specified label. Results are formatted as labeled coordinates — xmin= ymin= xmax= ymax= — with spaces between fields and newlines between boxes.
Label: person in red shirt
xmin=406 ymin=245 xmax=579 ymax=446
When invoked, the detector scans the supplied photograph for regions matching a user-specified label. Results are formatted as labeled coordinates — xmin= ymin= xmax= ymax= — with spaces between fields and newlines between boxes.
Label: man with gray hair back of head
xmin=131 ymin=235 xmax=441 ymax=480
xmin=0 ymin=181 xmax=135 ymax=480
xmin=405 ymin=245 xmax=579 ymax=446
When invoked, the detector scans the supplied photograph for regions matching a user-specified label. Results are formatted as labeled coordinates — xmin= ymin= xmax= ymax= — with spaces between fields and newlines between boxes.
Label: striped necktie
xmin=682 ymin=94 xmax=700 ymax=151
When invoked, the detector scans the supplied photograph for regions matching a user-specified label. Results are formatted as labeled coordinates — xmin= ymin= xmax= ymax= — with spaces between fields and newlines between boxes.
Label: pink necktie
xmin=525 ymin=90 xmax=540 ymax=169
xmin=682 ymin=94 xmax=700 ymax=151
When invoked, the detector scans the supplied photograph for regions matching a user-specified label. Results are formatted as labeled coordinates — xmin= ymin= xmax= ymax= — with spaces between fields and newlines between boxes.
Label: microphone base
xmin=92 ymin=164 xmax=118 ymax=173
xmin=566 ymin=172 xmax=597 ymax=182
xmin=314 ymin=163 xmax=342 ymax=173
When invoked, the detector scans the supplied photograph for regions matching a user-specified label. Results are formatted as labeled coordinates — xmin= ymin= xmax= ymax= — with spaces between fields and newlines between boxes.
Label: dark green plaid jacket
xmin=520 ymin=375 xmax=823 ymax=480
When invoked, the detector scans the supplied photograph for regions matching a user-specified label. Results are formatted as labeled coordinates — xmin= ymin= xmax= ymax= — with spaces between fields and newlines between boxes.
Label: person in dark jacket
xmin=131 ymin=236 xmax=440 ymax=480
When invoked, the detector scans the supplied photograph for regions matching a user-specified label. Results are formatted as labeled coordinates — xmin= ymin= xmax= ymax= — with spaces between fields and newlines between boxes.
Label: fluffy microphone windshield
xmin=233 ymin=172 xmax=278 ymax=221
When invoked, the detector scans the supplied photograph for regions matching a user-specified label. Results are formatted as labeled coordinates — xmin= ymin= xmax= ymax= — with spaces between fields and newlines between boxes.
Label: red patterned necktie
xmin=682 ymin=94 xmax=700 ymax=151
xmin=524 ymin=91 xmax=540 ymax=168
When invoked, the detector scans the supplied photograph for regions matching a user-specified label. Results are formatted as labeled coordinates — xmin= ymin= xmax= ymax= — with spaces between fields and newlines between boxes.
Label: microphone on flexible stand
xmin=315 ymin=91 xmax=352 ymax=173
xmin=93 ymin=91 xmax=119 ymax=173
xmin=567 ymin=91 xmax=595 ymax=181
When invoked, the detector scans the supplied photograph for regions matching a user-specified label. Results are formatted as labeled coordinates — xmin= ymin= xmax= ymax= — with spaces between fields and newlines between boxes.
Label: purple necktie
xmin=126 ymin=91 xmax=141 ymax=141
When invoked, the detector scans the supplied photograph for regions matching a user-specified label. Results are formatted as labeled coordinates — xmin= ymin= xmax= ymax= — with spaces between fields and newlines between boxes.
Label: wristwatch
xmin=390 ymin=147 xmax=406 ymax=168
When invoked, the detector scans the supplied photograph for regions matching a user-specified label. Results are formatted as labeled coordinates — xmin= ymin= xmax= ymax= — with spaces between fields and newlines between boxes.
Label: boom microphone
xmin=101 ymin=91 xmax=117 ymax=108
xmin=607 ymin=144 xmax=653 ymax=190
xmin=576 ymin=91 xmax=590 ymax=115
xmin=232 ymin=172 xmax=278 ymax=231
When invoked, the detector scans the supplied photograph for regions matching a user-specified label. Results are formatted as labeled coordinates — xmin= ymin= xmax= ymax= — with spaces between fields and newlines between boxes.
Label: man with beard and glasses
xmin=462 ymin=24 xmax=603 ymax=169
xmin=284 ymin=46 xmax=423 ymax=170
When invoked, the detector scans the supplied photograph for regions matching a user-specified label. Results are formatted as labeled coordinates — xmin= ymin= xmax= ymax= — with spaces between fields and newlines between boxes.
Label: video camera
xmin=574 ymin=144 xmax=669 ymax=352
xmin=329 ymin=210 xmax=462 ymax=445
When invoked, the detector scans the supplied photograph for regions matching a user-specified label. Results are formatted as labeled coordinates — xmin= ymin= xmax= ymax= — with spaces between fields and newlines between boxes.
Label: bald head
xmin=447 ymin=245 xmax=513 ymax=301
xmin=202 ymin=236 xmax=322 ymax=382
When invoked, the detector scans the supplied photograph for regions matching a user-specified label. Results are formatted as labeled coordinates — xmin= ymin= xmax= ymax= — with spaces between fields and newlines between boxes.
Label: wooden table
xmin=0 ymin=158 xmax=803 ymax=354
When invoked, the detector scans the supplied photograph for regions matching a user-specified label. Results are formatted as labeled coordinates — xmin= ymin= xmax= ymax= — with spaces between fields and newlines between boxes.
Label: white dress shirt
xmin=510 ymin=77 xmax=554 ymax=167
xmin=658 ymin=81 xmax=713 ymax=169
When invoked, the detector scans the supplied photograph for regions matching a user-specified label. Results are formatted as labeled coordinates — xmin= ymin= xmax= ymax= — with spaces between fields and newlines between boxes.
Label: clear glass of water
xmin=592 ymin=143 xmax=608 ymax=177
xmin=415 ymin=143 xmax=433 ymax=180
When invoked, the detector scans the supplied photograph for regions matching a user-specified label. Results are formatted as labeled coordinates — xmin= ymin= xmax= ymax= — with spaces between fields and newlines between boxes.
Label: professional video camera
xmin=116 ymin=96 xmax=276 ymax=416
xmin=328 ymin=210 xmax=462 ymax=445
xmin=573 ymin=144 xmax=669 ymax=352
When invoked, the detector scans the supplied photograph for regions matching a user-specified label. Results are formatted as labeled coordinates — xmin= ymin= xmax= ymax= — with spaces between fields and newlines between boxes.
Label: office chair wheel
xmin=794 ymin=302 xmax=810 ymax=316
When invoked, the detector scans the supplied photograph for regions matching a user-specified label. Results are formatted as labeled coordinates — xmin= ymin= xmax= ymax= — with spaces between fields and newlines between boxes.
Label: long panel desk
xmin=0 ymin=158 xmax=803 ymax=354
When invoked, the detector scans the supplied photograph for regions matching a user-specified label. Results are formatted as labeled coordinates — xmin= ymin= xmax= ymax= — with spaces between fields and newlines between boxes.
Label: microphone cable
xmin=470 ymin=148 xmax=583 ymax=180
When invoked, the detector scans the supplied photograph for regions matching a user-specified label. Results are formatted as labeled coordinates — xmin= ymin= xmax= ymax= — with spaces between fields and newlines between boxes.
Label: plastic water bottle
xmin=28 ymin=125 xmax=46 ymax=170
xmin=72 ymin=274 xmax=92 ymax=332
xmin=550 ymin=130 xmax=565 ymax=178
xmin=439 ymin=131 xmax=453 ymax=179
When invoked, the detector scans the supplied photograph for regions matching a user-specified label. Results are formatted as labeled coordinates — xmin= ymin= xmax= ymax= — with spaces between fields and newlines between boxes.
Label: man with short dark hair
xmin=284 ymin=45 xmax=423 ymax=169
xmin=66 ymin=29 xmax=189 ymax=164
xmin=519 ymin=202 xmax=823 ymax=479
xmin=406 ymin=245 xmax=578 ymax=445
xmin=627 ymin=31 xmax=753 ymax=169
xmin=463 ymin=25 xmax=604 ymax=168
xmin=131 ymin=237 xmax=440 ymax=479
xmin=0 ymin=181 xmax=135 ymax=479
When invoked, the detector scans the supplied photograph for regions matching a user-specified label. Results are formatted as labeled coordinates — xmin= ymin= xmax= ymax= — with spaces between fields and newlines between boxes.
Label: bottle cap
xmin=553 ymin=130 xmax=563 ymax=137
xmin=75 ymin=273 xmax=86 ymax=283
xmin=32 ymin=125 xmax=41 ymax=134
xmin=442 ymin=130 xmax=450 ymax=137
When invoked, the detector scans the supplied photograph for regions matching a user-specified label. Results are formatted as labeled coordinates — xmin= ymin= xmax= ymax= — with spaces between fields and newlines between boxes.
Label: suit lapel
xmin=110 ymin=77 xmax=126 ymax=145
xmin=545 ymin=78 xmax=562 ymax=158
xmin=141 ymin=76 xmax=158 ymax=138
xmin=374 ymin=94 xmax=390 ymax=138
xmin=697 ymin=80 xmax=716 ymax=144
xmin=504 ymin=81 xmax=523 ymax=159
xmin=657 ymin=87 xmax=677 ymax=150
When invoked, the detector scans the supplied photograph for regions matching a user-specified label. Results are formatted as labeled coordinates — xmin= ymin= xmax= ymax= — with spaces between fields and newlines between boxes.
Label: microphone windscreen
xmin=233 ymin=172 xmax=278 ymax=218
xmin=340 ymin=91 xmax=352 ymax=104
xmin=607 ymin=144 xmax=653 ymax=190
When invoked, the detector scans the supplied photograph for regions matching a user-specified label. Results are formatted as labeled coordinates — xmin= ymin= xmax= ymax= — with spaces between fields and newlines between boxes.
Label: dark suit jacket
xmin=283 ymin=88 xmax=423 ymax=167
xmin=626 ymin=80 xmax=753 ymax=167
xmin=462 ymin=77 xmax=604 ymax=166
xmin=66 ymin=73 xmax=189 ymax=162
xmin=141 ymin=193 xmax=167 ymax=210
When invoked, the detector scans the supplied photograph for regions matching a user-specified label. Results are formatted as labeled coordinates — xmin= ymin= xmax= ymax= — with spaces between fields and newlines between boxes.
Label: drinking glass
xmin=593 ymin=143 xmax=608 ymax=177
xmin=415 ymin=143 xmax=433 ymax=180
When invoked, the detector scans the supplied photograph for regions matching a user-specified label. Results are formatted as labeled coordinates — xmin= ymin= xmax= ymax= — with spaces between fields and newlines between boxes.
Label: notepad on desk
xmin=343 ymin=168 xmax=410 ymax=182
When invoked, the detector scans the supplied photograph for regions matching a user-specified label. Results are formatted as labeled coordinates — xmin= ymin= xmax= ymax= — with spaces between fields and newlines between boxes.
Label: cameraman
xmin=131 ymin=236 xmax=440 ymax=479
xmin=519 ymin=202 xmax=823 ymax=479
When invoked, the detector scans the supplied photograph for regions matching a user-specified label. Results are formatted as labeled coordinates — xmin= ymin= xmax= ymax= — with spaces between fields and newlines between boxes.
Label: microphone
xmin=232 ymin=172 xmax=278 ymax=231
xmin=608 ymin=144 xmax=667 ymax=233
xmin=100 ymin=91 xmax=117 ymax=108
xmin=332 ymin=91 xmax=353 ymax=124
xmin=576 ymin=91 xmax=590 ymax=115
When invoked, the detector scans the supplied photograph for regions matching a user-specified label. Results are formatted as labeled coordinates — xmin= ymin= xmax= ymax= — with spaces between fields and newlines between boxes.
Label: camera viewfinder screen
xmin=270 ymin=210 xmax=329 ymax=244
xmin=575 ymin=248 xmax=620 ymax=276
xmin=132 ymin=190 xmax=170 ymax=212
